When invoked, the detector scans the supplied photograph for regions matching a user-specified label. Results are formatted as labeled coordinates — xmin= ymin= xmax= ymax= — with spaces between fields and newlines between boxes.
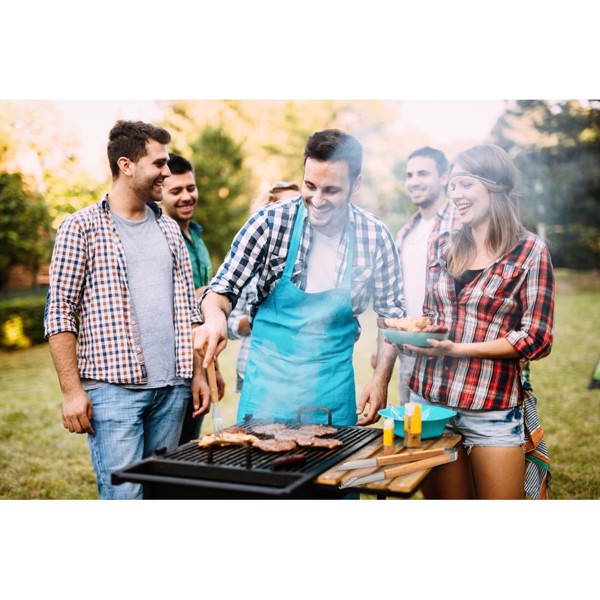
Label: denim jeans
xmin=87 ymin=384 xmax=189 ymax=499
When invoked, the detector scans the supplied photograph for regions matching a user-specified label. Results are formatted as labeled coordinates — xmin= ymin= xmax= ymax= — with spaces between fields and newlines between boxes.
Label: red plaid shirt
xmin=44 ymin=196 xmax=201 ymax=384
xmin=408 ymin=230 xmax=555 ymax=410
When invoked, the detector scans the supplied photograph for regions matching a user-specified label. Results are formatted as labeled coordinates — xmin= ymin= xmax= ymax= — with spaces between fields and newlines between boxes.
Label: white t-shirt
xmin=305 ymin=228 xmax=343 ymax=292
xmin=401 ymin=216 xmax=436 ymax=316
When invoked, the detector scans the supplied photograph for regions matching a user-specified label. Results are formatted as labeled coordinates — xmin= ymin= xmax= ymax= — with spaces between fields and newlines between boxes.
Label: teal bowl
xmin=379 ymin=328 xmax=448 ymax=348
xmin=379 ymin=404 xmax=457 ymax=439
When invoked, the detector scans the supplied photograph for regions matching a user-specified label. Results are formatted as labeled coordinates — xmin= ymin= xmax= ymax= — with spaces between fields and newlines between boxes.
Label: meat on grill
xmin=197 ymin=431 xmax=259 ymax=447
xmin=273 ymin=429 xmax=314 ymax=442
xmin=298 ymin=424 xmax=338 ymax=436
xmin=296 ymin=437 xmax=344 ymax=449
xmin=252 ymin=438 xmax=298 ymax=452
xmin=251 ymin=423 xmax=289 ymax=435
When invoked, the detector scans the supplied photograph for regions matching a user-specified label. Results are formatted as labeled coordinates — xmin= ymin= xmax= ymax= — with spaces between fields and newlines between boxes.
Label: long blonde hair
xmin=447 ymin=144 xmax=525 ymax=278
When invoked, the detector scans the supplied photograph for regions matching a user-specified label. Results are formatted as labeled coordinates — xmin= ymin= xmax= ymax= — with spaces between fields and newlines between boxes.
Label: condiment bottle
xmin=404 ymin=402 xmax=422 ymax=448
xmin=383 ymin=418 xmax=395 ymax=455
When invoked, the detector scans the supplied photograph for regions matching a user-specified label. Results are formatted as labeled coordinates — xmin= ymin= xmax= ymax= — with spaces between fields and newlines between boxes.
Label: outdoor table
xmin=315 ymin=432 xmax=462 ymax=499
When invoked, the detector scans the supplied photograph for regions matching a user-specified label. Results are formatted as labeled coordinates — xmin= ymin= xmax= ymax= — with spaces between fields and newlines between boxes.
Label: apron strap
xmin=282 ymin=202 xmax=305 ymax=279
xmin=283 ymin=201 xmax=355 ymax=289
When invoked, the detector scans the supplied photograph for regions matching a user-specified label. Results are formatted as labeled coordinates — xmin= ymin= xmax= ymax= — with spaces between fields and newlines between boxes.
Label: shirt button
xmin=132 ymin=319 xmax=136 ymax=325
xmin=136 ymin=346 xmax=141 ymax=352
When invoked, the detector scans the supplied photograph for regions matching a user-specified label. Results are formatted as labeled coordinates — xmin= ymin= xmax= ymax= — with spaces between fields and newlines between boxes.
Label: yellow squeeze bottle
xmin=383 ymin=418 xmax=394 ymax=454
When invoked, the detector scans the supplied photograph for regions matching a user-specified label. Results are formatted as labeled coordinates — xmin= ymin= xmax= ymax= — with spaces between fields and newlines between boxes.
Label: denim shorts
xmin=409 ymin=392 xmax=524 ymax=450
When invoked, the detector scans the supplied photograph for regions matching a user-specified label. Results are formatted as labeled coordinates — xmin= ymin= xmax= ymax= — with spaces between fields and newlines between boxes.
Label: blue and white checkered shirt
xmin=208 ymin=196 xmax=405 ymax=322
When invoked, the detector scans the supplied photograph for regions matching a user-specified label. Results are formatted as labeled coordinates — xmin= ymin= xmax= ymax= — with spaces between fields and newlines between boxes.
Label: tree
xmin=491 ymin=100 xmax=600 ymax=269
xmin=0 ymin=172 xmax=53 ymax=288
xmin=188 ymin=126 xmax=252 ymax=269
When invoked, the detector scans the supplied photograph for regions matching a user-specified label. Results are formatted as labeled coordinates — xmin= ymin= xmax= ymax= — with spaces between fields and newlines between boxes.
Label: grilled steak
xmin=252 ymin=438 xmax=298 ymax=452
xmin=298 ymin=424 xmax=338 ymax=436
xmin=251 ymin=423 xmax=289 ymax=435
xmin=273 ymin=429 xmax=314 ymax=442
xmin=296 ymin=437 xmax=343 ymax=449
xmin=197 ymin=432 xmax=259 ymax=447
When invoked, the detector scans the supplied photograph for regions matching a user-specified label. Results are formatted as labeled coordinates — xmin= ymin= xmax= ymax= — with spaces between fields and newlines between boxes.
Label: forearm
xmin=373 ymin=330 xmax=397 ymax=383
xmin=448 ymin=338 xmax=521 ymax=359
xmin=48 ymin=332 xmax=83 ymax=396
xmin=200 ymin=291 xmax=232 ymax=323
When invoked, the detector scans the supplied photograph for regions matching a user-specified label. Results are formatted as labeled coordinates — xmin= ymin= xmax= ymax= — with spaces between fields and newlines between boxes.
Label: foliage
xmin=491 ymin=100 xmax=600 ymax=269
xmin=186 ymin=125 xmax=253 ymax=269
xmin=0 ymin=172 xmax=54 ymax=287
xmin=0 ymin=294 xmax=48 ymax=349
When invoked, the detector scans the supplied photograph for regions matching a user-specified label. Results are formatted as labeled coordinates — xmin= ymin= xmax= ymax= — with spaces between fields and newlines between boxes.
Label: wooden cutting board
xmin=315 ymin=433 xmax=461 ymax=497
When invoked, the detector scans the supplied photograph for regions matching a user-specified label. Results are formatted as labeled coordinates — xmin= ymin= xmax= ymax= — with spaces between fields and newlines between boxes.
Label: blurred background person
xmin=160 ymin=152 xmax=224 ymax=443
xmin=227 ymin=181 xmax=300 ymax=392
xmin=372 ymin=146 xmax=460 ymax=404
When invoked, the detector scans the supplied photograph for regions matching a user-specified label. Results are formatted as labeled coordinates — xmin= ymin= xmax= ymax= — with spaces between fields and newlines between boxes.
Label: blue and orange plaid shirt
xmin=44 ymin=196 xmax=201 ymax=384
xmin=409 ymin=230 xmax=555 ymax=410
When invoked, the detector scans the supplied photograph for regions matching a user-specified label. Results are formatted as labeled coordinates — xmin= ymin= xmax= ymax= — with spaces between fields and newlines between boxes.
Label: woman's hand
xmin=402 ymin=339 xmax=456 ymax=357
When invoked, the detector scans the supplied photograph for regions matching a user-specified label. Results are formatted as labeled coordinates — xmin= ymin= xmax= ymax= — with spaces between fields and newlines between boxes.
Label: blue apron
xmin=237 ymin=203 xmax=358 ymax=426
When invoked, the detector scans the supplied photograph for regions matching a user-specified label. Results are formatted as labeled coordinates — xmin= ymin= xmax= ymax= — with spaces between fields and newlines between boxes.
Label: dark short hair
xmin=407 ymin=146 xmax=449 ymax=177
xmin=168 ymin=153 xmax=194 ymax=175
xmin=304 ymin=129 xmax=363 ymax=183
xmin=107 ymin=120 xmax=171 ymax=179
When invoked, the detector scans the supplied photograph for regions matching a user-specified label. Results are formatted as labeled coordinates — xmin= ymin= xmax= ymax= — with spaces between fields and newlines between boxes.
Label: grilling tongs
xmin=339 ymin=447 xmax=458 ymax=489
xmin=207 ymin=361 xmax=223 ymax=437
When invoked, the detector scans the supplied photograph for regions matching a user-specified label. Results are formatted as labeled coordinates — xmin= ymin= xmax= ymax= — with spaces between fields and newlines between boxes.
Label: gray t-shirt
xmin=82 ymin=206 xmax=185 ymax=390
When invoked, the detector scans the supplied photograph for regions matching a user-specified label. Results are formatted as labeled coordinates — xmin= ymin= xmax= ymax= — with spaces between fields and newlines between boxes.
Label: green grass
xmin=1 ymin=269 xmax=599 ymax=499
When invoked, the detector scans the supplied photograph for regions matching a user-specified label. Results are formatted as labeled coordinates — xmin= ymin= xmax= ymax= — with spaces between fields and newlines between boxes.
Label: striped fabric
xmin=409 ymin=230 xmax=555 ymax=410
xmin=44 ymin=196 xmax=201 ymax=383
xmin=521 ymin=361 xmax=551 ymax=499
xmin=208 ymin=196 xmax=405 ymax=320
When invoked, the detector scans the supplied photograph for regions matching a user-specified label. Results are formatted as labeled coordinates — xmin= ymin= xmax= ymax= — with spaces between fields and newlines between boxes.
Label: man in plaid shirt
xmin=196 ymin=129 xmax=405 ymax=427
xmin=44 ymin=120 xmax=207 ymax=499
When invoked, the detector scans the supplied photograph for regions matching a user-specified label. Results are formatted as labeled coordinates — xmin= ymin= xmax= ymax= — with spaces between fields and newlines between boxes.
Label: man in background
xmin=372 ymin=146 xmax=459 ymax=404
xmin=227 ymin=181 xmax=300 ymax=392
xmin=160 ymin=152 xmax=224 ymax=443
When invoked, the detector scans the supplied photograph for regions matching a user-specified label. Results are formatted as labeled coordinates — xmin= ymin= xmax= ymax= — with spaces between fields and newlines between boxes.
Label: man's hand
xmin=195 ymin=291 xmax=231 ymax=367
xmin=191 ymin=365 xmax=211 ymax=419
xmin=62 ymin=389 xmax=94 ymax=435
xmin=356 ymin=374 xmax=388 ymax=426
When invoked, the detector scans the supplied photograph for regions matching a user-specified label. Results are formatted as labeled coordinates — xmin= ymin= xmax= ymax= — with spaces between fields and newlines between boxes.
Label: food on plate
xmin=252 ymin=438 xmax=298 ymax=452
xmin=298 ymin=424 xmax=338 ymax=436
xmin=197 ymin=431 xmax=259 ymax=447
xmin=381 ymin=315 xmax=448 ymax=333
xmin=252 ymin=423 xmax=290 ymax=435
xmin=296 ymin=437 xmax=344 ymax=449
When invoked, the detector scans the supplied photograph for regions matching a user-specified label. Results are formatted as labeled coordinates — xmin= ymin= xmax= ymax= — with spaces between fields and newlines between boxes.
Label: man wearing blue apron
xmin=195 ymin=129 xmax=405 ymax=427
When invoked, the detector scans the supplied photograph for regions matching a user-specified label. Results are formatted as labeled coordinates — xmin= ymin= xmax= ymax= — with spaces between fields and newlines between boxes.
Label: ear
xmin=440 ymin=171 xmax=449 ymax=188
xmin=117 ymin=156 xmax=134 ymax=177
xmin=351 ymin=173 xmax=363 ymax=196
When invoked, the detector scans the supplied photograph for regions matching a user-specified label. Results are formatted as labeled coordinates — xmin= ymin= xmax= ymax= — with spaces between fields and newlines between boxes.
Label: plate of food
xmin=378 ymin=316 xmax=449 ymax=348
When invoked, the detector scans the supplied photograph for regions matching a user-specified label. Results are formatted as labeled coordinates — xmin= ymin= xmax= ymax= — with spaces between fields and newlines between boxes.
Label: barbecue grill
xmin=111 ymin=409 xmax=382 ymax=499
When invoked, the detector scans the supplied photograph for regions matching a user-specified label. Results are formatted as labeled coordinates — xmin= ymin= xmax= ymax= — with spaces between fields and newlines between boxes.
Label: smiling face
xmin=405 ymin=155 xmax=448 ymax=210
xmin=302 ymin=158 xmax=361 ymax=236
xmin=449 ymin=164 xmax=492 ymax=231
xmin=160 ymin=170 xmax=198 ymax=226
xmin=129 ymin=139 xmax=171 ymax=203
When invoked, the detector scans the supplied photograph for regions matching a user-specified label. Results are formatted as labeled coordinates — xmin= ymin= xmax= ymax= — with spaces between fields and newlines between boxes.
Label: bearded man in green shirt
xmin=160 ymin=153 xmax=224 ymax=442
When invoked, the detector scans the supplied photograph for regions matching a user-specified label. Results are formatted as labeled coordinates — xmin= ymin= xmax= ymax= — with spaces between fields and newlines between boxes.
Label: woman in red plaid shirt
xmin=406 ymin=144 xmax=555 ymax=499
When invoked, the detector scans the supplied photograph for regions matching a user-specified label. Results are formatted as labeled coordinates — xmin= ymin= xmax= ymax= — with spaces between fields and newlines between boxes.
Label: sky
xmin=53 ymin=99 xmax=506 ymax=180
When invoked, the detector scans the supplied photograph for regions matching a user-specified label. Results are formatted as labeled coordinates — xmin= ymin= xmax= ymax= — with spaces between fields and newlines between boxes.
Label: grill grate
xmin=111 ymin=418 xmax=382 ymax=498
